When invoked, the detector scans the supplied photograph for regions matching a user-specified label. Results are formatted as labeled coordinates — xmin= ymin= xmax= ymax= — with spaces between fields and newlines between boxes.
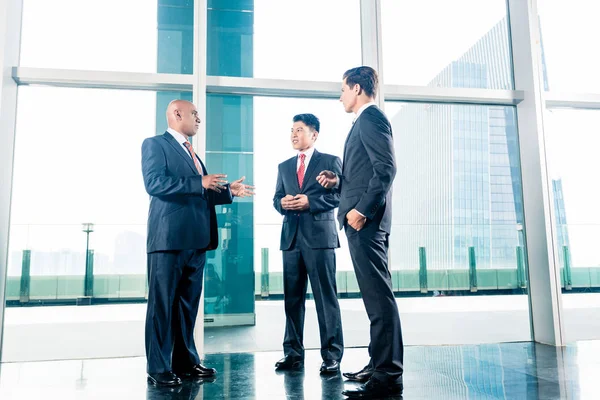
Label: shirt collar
xmin=298 ymin=146 xmax=315 ymax=160
xmin=354 ymin=101 xmax=377 ymax=123
xmin=167 ymin=127 xmax=189 ymax=145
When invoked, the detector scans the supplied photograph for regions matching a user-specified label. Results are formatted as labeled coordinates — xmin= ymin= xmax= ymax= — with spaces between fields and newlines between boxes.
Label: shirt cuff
xmin=355 ymin=209 xmax=365 ymax=218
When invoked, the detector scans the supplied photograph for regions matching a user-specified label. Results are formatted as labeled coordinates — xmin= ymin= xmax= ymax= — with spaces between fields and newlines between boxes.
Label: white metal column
xmin=360 ymin=0 xmax=385 ymax=110
xmin=0 ymin=0 xmax=24 ymax=361
xmin=192 ymin=0 xmax=208 ymax=358
xmin=508 ymin=0 xmax=565 ymax=345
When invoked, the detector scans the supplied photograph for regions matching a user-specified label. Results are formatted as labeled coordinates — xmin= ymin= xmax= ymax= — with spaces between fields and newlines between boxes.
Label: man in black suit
xmin=317 ymin=67 xmax=404 ymax=398
xmin=273 ymin=113 xmax=344 ymax=375
xmin=142 ymin=100 xmax=254 ymax=386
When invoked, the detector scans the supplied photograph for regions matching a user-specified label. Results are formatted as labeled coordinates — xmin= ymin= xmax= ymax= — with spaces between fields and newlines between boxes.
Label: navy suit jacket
xmin=338 ymin=106 xmax=397 ymax=233
xmin=273 ymin=149 xmax=342 ymax=251
xmin=141 ymin=132 xmax=233 ymax=253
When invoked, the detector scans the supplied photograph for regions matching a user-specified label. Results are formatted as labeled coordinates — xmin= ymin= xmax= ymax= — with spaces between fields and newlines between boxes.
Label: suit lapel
xmin=300 ymin=149 xmax=321 ymax=193
xmin=343 ymin=106 xmax=377 ymax=160
xmin=162 ymin=132 xmax=200 ymax=175
xmin=342 ymin=123 xmax=357 ymax=168
xmin=287 ymin=156 xmax=301 ymax=194
xmin=197 ymin=156 xmax=207 ymax=175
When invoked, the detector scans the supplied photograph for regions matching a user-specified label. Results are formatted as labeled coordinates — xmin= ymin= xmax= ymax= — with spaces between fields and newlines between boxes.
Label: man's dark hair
xmin=293 ymin=113 xmax=320 ymax=133
xmin=343 ymin=66 xmax=379 ymax=98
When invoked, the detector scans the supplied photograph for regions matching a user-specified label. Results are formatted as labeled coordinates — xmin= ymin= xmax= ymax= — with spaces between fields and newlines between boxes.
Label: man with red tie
xmin=272 ymin=113 xmax=344 ymax=375
xmin=141 ymin=100 xmax=253 ymax=386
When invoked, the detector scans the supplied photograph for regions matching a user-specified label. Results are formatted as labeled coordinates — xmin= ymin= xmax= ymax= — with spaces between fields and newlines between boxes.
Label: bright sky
xmin=381 ymin=0 xmax=507 ymax=86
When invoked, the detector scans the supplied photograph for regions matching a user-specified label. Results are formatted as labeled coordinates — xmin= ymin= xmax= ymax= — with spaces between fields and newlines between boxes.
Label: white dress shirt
xmin=297 ymin=146 xmax=315 ymax=172
xmin=167 ymin=127 xmax=193 ymax=158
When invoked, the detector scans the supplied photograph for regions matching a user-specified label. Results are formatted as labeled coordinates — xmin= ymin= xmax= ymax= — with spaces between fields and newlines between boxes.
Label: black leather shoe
xmin=342 ymin=365 xmax=374 ymax=383
xmin=320 ymin=360 xmax=340 ymax=374
xmin=147 ymin=371 xmax=182 ymax=386
xmin=275 ymin=356 xmax=304 ymax=370
xmin=176 ymin=363 xmax=217 ymax=379
xmin=342 ymin=377 xmax=403 ymax=398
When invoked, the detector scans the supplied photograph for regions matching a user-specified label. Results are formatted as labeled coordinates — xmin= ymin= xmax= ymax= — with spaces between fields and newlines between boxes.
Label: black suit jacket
xmin=141 ymin=132 xmax=233 ymax=253
xmin=273 ymin=149 xmax=342 ymax=251
xmin=338 ymin=105 xmax=396 ymax=233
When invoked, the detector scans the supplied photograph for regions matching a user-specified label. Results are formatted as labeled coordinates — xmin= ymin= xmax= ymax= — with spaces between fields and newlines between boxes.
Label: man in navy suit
xmin=142 ymin=100 xmax=254 ymax=386
xmin=318 ymin=67 xmax=404 ymax=398
xmin=273 ymin=114 xmax=344 ymax=374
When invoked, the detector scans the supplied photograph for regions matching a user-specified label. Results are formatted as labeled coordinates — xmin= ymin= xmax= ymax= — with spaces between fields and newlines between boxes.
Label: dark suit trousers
xmin=145 ymin=249 xmax=206 ymax=374
xmin=345 ymin=222 xmax=404 ymax=384
xmin=282 ymin=230 xmax=344 ymax=361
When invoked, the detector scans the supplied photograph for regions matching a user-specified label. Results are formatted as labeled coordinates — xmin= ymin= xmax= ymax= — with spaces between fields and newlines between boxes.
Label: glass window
xmin=386 ymin=101 xmax=530 ymax=342
xmin=20 ymin=0 xmax=193 ymax=74
xmin=538 ymin=0 xmax=600 ymax=93
xmin=4 ymin=86 xmax=191 ymax=361
xmin=7 ymin=86 xmax=190 ymax=301
xmin=208 ymin=0 xmax=361 ymax=81
xmin=205 ymin=94 xmax=356 ymax=351
xmin=543 ymin=108 xmax=600 ymax=341
xmin=381 ymin=0 xmax=512 ymax=89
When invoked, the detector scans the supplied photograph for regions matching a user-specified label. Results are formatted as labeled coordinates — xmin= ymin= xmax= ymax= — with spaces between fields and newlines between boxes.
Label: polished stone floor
xmin=7 ymin=294 xmax=600 ymax=362
xmin=1 ymin=341 xmax=598 ymax=399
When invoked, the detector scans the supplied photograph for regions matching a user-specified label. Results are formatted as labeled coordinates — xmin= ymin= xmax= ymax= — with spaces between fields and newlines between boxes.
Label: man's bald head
xmin=166 ymin=100 xmax=200 ymax=138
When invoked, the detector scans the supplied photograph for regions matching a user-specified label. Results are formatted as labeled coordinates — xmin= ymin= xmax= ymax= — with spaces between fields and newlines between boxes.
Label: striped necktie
xmin=183 ymin=141 xmax=203 ymax=175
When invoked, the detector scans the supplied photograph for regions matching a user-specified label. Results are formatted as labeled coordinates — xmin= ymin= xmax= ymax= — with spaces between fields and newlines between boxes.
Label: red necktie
xmin=183 ymin=141 xmax=203 ymax=175
xmin=297 ymin=153 xmax=306 ymax=188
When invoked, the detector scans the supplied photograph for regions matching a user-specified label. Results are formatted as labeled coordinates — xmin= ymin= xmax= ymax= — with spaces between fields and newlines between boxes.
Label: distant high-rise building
xmin=390 ymin=18 xmax=567 ymax=270
xmin=552 ymin=179 xmax=571 ymax=269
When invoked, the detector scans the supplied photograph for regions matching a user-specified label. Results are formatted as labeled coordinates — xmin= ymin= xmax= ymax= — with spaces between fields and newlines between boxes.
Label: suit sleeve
xmin=195 ymin=153 xmax=232 ymax=206
xmin=309 ymin=156 xmax=342 ymax=213
xmin=208 ymin=184 xmax=233 ymax=206
xmin=273 ymin=165 xmax=288 ymax=216
xmin=141 ymin=138 xmax=206 ymax=198
xmin=334 ymin=173 xmax=343 ymax=191
xmin=354 ymin=112 xmax=397 ymax=219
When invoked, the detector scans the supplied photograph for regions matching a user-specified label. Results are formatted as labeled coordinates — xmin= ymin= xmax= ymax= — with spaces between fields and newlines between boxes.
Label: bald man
xmin=142 ymin=100 xmax=254 ymax=386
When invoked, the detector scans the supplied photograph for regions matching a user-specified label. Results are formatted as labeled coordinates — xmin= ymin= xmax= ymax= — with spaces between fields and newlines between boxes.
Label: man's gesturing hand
xmin=316 ymin=170 xmax=338 ymax=189
xmin=202 ymin=174 xmax=228 ymax=193
xmin=230 ymin=176 xmax=255 ymax=197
